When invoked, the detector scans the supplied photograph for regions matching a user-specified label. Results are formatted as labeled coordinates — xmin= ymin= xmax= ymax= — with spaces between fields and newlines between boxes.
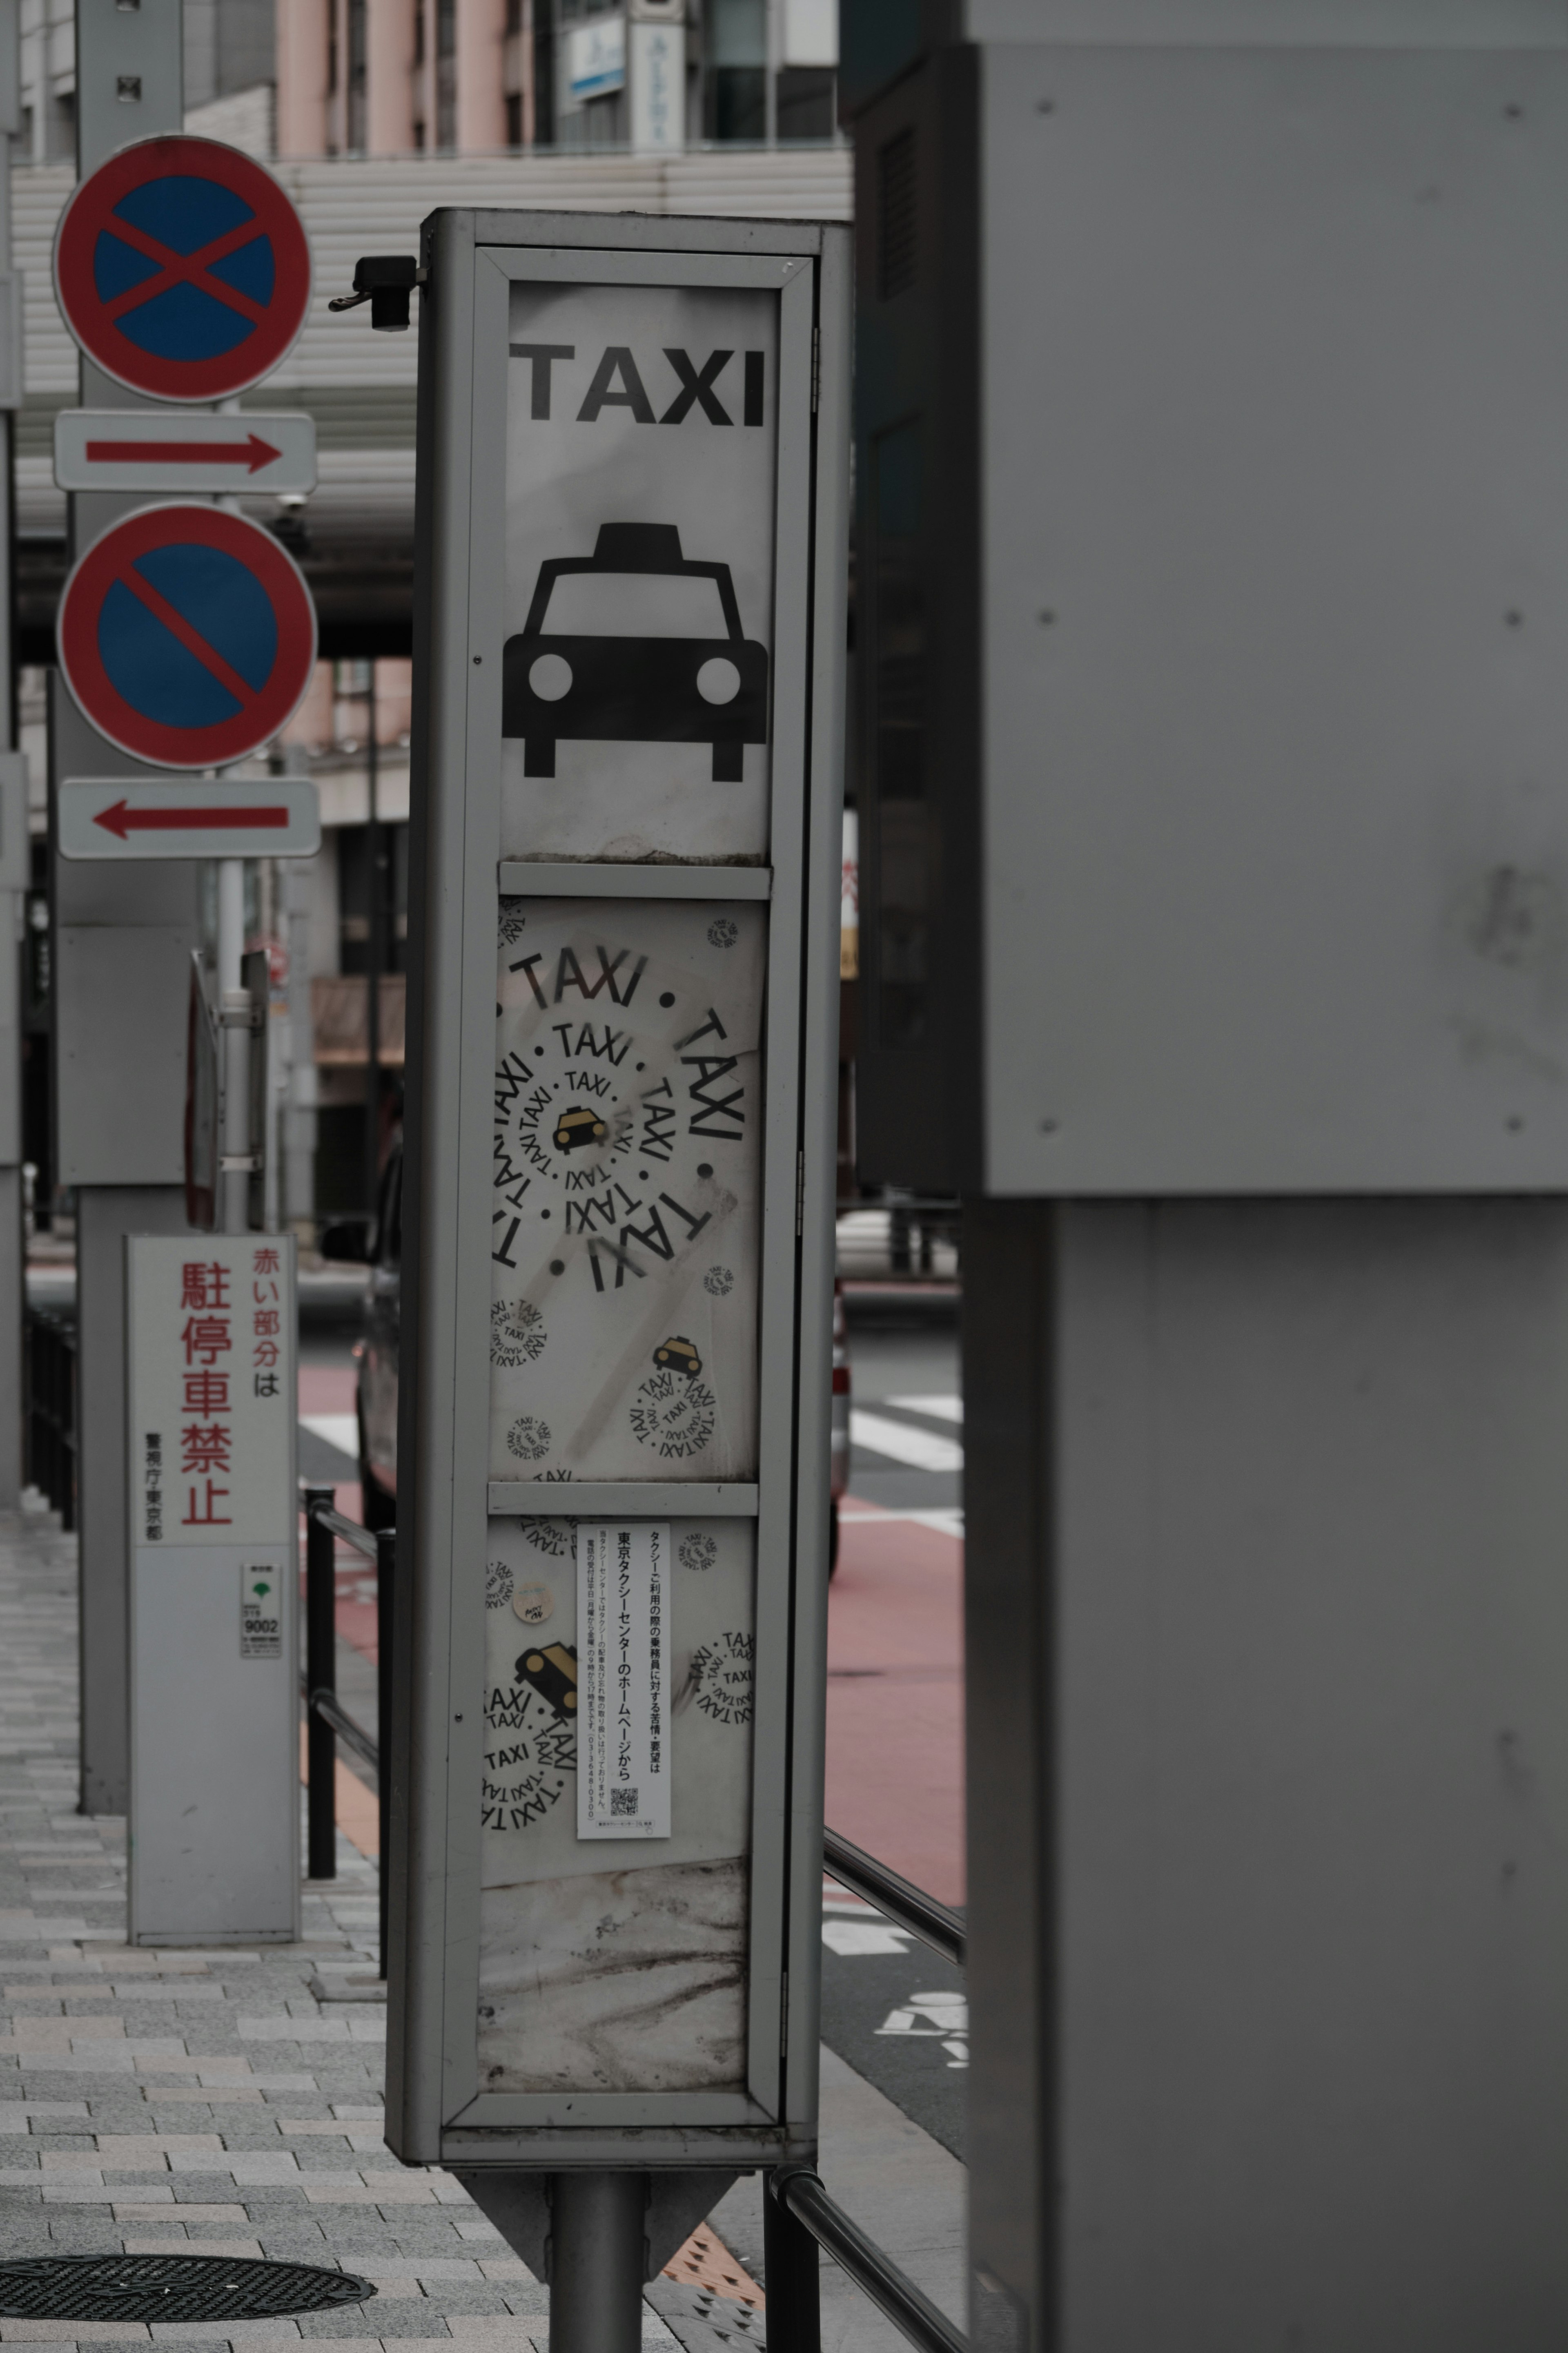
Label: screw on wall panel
xmin=116 ymin=74 xmax=140 ymax=98
xmin=1507 ymin=610 xmax=1524 ymax=627
xmin=1506 ymin=103 xmax=1523 ymax=118
xmin=1040 ymin=1119 xmax=1058 ymax=1134
xmin=473 ymin=655 xmax=482 ymax=664
xmin=1037 ymin=98 xmax=1054 ymax=113
xmin=1038 ymin=609 xmax=1056 ymax=625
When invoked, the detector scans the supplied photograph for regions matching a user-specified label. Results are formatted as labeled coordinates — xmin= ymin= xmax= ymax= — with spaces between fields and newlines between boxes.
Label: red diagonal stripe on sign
xmin=114 ymin=564 xmax=261 ymax=711
xmin=99 ymin=214 xmax=269 ymax=328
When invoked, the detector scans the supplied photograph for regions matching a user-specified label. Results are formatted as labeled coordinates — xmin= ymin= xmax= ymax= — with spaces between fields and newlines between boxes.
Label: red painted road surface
xmin=826 ymin=1508 xmax=965 ymax=1906
xmin=298 ymin=1361 xmax=967 ymax=1906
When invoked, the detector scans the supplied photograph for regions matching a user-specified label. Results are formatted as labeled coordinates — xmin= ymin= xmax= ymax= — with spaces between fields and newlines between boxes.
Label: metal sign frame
xmin=386 ymin=208 xmax=850 ymax=2172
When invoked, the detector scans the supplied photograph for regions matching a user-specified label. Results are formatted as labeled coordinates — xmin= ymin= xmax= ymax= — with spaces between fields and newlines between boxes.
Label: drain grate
xmin=0 ymin=2255 xmax=377 ymax=2322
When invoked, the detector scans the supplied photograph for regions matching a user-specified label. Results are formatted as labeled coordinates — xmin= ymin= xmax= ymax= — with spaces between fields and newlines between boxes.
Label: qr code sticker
xmin=610 ymin=1787 xmax=639 ymax=1818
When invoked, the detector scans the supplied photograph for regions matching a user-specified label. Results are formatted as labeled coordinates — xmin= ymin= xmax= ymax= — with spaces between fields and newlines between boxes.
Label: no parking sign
xmin=53 ymin=135 xmax=311 ymax=402
xmin=57 ymin=504 xmax=317 ymax=768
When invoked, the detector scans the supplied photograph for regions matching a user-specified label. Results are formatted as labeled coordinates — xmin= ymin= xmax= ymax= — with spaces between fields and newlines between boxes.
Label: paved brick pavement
xmin=0 ymin=1504 xmax=686 ymax=2353
xmin=0 ymin=1496 xmax=965 ymax=2353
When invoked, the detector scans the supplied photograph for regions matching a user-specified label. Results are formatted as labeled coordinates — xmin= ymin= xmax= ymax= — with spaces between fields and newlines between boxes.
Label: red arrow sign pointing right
xmin=94 ymin=799 xmax=292 ymax=839
xmin=83 ymin=433 xmax=283 ymax=474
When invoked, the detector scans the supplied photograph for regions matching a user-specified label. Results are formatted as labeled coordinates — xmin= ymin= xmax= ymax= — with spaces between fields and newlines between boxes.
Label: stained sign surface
xmin=490 ymin=896 xmax=763 ymax=1483
xmin=479 ymin=1513 xmax=755 ymax=2092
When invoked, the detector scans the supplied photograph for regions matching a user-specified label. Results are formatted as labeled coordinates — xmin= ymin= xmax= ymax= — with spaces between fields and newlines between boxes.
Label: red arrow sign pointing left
xmin=83 ymin=433 xmax=283 ymax=474
xmin=94 ymin=799 xmax=291 ymax=839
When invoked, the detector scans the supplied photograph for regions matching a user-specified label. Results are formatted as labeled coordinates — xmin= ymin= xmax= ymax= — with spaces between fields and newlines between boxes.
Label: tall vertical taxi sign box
xmin=126 ymin=1235 xmax=299 ymax=1944
xmin=388 ymin=212 xmax=851 ymax=2180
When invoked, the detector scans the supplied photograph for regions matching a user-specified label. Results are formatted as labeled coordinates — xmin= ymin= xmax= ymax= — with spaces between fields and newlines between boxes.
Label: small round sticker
xmin=507 ymin=1415 xmax=552 ymax=1462
xmin=512 ymin=1583 xmax=553 ymax=1626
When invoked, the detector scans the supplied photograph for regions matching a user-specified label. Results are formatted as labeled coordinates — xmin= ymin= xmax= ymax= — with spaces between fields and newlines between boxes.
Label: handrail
xmin=770 ymin=2169 xmax=968 ymax=2353
xmin=301 ymin=1483 xmax=394 ymax=1972
xmin=301 ymin=1677 xmax=379 ymax=1773
xmin=823 ymin=1827 xmax=965 ymax=1969
xmin=312 ymin=1502 xmax=380 ymax=1561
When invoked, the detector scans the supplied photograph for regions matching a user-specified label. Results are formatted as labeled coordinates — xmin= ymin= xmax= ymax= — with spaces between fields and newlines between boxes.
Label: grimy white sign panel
xmin=388 ymin=211 xmax=849 ymax=2174
xmin=490 ymin=895 xmax=762 ymax=1481
xmin=126 ymin=1234 xmax=299 ymax=1944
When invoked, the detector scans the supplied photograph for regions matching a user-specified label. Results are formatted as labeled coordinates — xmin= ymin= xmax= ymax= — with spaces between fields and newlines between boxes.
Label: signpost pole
xmin=58 ymin=0 xmax=195 ymax=1813
xmin=218 ymin=857 xmax=252 ymax=1236
xmin=0 ymin=0 xmax=25 ymax=1510
xmin=49 ymin=85 xmax=317 ymax=1809
xmin=547 ymin=2173 xmax=647 ymax=2353
xmin=363 ymin=668 xmax=381 ymax=1227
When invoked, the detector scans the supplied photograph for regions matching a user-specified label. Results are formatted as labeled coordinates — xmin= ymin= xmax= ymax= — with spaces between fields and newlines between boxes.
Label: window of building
xmin=704 ymin=0 xmax=765 ymax=142
xmin=506 ymin=89 xmax=522 ymax=144
xmin=777 ymin=64 xmax=833 ymax=141
xmin=346 ymin=0 xmax=367 ymax=150
xmin=436 ymin=0 xmax=456 ymax=147
xmin=533 ymin=6 xmax=554 ymax=144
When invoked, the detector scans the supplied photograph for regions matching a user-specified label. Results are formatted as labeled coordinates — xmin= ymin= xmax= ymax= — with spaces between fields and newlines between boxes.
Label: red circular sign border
xmin=53 ymin=135 xmax=312 ymax=403
xmin=58 ymin=503 xmax=318 ymax=770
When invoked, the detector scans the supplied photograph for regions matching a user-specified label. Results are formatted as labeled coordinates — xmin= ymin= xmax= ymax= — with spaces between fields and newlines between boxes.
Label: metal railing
xmin=296 ymin=1489 xmax=968 ymax=2353
xmin=25 ymin=1306 xmax=77 ymax=1529
xmin=823 ymin=1826 xmax=965 ymax=1968
xmin=301 ymin=1483 xmax=394 ymax=1974
xmin=769 ymin=2167 xmax=967 ymax=2353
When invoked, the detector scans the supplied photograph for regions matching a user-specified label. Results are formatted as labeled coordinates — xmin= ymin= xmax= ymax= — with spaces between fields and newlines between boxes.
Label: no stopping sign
xmin=58 ymin=504 xmax=317 ymax=769
xmin=53 ymin=135 xmax=312 ymax=402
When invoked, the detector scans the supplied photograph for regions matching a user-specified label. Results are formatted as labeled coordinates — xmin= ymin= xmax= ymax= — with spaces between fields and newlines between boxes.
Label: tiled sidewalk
xmin=0 ymin=1505 xmax=692 ymax=2353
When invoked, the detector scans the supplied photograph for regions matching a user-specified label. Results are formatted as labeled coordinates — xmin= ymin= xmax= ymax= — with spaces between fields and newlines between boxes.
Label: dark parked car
xmin=502 ymin=521 xmax=768 ymax=782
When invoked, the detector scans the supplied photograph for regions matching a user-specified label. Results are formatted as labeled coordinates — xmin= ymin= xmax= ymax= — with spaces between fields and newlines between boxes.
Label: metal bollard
xmin=764 ymin=2170 xmax=823 ymax=2353
xmin=303 ymin=1486 xmax=337 ymax=1880
xmin=376 ymin=1525 xmax=395 ymax=1977
xmin=548 ymin=2172 xmax=648 ymax=2353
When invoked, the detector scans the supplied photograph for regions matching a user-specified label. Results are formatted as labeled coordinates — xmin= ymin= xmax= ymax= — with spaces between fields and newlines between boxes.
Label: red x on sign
xmin=54 ymin=135 xmax=312 ymax=402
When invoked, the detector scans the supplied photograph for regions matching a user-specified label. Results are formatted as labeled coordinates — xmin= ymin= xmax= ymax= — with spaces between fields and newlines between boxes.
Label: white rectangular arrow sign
xmin=58 ymin=778 xmax=321 ymax=861
xmin=53 ymin=411 xmax=318 ymax=494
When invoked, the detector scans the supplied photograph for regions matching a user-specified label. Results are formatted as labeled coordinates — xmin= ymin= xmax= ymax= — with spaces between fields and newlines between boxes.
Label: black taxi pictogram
xmin=502 ymin=522 xmax=768 ymax=783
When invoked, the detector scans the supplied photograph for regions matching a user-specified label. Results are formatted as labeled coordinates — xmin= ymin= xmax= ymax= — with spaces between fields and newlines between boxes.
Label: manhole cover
xmin=0 ymin=2255 xmax=376 ymax=2322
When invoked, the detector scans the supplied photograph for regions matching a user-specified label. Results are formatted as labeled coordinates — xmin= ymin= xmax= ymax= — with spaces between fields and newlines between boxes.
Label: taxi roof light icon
xmin=502 ymin=522 xmax=768 ymax=785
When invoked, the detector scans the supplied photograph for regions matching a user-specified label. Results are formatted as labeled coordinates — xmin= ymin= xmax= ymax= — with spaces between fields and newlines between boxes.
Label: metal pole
xmin=764 ymin=2172 xmax=822 ymax=2353
xmin=364 ymin=665 xmax=382 ymax=1229
xmin=303 ymin=1485 xmax=337 ymax=1881
xmin=548 ymin=2172 xmax=648 ymax=2353
xmin=65 ymin=0 xmax=194 ymax=1816
xmin=375 ymin=1522 xmax=394 ymax=1974
xmin=218 ymin=856 xmax=251 ymax=1235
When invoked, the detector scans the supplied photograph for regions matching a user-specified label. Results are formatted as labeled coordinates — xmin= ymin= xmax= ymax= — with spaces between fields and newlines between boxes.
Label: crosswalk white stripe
xmin=301 ymin=1412 xmax=359 ymax=1456
xmin=884 ymin=1393 xmax=963 ymax=1424
xmin=849 ymin=1409 xmax=964 ymax=1474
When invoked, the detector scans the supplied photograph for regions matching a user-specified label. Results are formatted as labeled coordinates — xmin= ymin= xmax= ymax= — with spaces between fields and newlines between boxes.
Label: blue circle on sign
xmin=98 ymin=544 xmax=278 ymax=728
xmin=92 ymin=176 xmax=275 ymax=361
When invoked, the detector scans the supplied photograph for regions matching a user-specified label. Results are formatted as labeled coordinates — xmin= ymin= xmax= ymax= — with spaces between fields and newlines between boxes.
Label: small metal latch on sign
xmin=328 ymin=256 xmax=426 ymax=332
